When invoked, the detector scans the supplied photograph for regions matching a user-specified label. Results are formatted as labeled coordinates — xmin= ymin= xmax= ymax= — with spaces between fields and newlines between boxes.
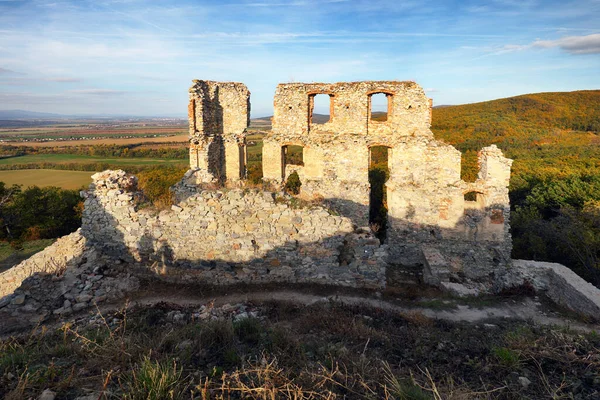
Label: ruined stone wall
xmin=0 ymin=230 xmax=87 ymax=299
xmin=82 ymin=170 xmax=386 ymax=288
xmin=498 ymin=260 xmax=600 ymax=321
xmin=270 ymin=81 xmax=432 ymax=138
xmin=259 ymin=80 xmax=513 ymax=280
xmin=263 ymin=81 xmax=434 ymax=224
xmin=188 ymin=80 xmax=250 ymax=184
xmin=386 ymin=144 xmax=513 ymax=280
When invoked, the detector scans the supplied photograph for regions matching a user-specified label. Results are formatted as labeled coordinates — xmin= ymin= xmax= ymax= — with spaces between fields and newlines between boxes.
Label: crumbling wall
xmin=0 ymin=230 xmax=87 ymax=299
xmin=498 ymin=260 xmax=600 ymax=321
xmin=188 ymin=80 xmax=250 ymax=184
xmin=386 ymin=144 xmax=513 ymax=280
xmin=82 ymin=170 xmax=386 ymax=288
xmin=259 ymin=80 xmax=513 ymax=281
xmin=263 ymin=81 xmax=435 ymax=225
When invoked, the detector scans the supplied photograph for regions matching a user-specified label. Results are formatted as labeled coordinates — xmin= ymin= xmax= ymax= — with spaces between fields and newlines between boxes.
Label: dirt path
xmin=127 ymin=289 xmax=599 ymax=332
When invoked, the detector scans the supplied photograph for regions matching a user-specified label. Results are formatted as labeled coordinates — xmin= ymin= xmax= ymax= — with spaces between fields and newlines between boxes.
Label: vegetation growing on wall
xmin=137 ymin=166 xmax=188 ymax=208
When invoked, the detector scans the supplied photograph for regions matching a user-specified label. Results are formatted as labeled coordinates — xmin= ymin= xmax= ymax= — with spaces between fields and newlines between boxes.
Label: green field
xmin=0 ymin=170 xmax=94 ymax=189
xmin=0 ymin=154 xmax=185 ymax=166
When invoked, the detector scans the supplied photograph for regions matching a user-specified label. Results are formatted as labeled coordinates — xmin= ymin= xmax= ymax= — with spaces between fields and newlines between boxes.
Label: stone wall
xmin=82 ymin=170 xmax=386 ymax=288
xmin=0 ymin=230 xmax=86 ymax=299
xmin=257 ymin=80 xmax=513 ymax=281
xmin=386 ymin=143 xmax=513 ymax=280
xmin=262 ymin=81 xmax=434 ymax=225
xmin=498 ymin=260 xmax=600 ymax=321
xmin=188 ymin=80 xmax=250 ymax=184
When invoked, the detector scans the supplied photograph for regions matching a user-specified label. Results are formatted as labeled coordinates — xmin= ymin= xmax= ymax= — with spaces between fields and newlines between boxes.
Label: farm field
xmin=0 ymin=119 xmax=187 ymax=144
xmin=0 ymin=169 xmax=94 ymax=189
xmin=0 ymin=153 xmax=187 ymax=166
xmin=13 ymin=134 xmax=189 ymax=148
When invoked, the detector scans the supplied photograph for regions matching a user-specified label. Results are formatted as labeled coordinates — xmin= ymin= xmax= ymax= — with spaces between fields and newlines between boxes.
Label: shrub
xmin=284 ymin=171 xmax=301 ymax=195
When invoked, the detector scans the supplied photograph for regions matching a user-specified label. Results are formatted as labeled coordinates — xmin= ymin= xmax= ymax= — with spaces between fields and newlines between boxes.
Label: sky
xmin=0 ymin=0 xmax=599 ymax=117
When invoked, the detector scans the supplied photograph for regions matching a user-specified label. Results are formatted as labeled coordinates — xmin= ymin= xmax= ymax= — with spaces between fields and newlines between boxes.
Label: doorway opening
xmin=282 ymin=145 xmax=304 ymax=194
xmin=369 ymin=145 xmax=390 ymax=242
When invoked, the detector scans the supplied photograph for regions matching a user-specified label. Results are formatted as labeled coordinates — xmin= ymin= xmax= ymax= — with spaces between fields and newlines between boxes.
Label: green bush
xmin=284 ymin=171 xmax=301 ymax=195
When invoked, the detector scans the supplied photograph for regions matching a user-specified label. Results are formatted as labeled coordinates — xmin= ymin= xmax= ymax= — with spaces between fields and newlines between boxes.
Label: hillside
xmin=432 ymin=90 xmax=600 ymax=149
xmin=431 ymin=90 xmax=600 ymax=184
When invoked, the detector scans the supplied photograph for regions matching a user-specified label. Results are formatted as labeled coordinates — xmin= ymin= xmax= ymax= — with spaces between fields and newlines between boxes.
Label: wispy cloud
xmin=47 ymin=77 xmax=81 ymax=83
xmin=533 ymin=33 xmax=600 ymax=54
xmin=68 ymin=89 xmax=125 ymax=95
xmin=0 ymin=0 xmax=598 ymax=115
xmin=489 ymin=33 xmax=600 ymax=56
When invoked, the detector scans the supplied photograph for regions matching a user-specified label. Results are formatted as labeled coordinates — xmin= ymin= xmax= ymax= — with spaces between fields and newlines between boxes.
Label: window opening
xmin=310 ymin=94 xmax=332 ymax=124
xmin=283 ymin=145 xmax=303 ymax=166
xmin=369 ymin=93 xmax=390 ymax=122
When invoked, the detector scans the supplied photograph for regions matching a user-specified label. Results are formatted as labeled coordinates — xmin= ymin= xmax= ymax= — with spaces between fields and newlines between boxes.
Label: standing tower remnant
xmin=187 ymin=80 xmax=250 ymax=184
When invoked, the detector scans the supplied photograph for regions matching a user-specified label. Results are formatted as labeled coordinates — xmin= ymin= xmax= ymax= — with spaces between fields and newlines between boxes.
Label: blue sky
xmin=0 ymin=0 xmax=599 ymax=117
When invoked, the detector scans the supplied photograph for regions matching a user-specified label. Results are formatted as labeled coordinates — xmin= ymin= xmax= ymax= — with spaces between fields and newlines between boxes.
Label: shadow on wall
xmin=190 ymin=83 xmax=226 ymax=184
xmin=81 ymin=170 xmax=511 ymax=290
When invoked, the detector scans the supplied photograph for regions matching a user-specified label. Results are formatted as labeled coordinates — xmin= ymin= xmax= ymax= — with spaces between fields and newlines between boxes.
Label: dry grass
xmin=1 ymin=300 xmax=599 ymax=399
xmin=0 ymin=170 xmax=93 ymax=190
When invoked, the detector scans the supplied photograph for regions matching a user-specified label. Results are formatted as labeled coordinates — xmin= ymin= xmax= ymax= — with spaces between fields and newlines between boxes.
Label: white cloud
xmin=533 ymin=33 xmax=600 ymax=54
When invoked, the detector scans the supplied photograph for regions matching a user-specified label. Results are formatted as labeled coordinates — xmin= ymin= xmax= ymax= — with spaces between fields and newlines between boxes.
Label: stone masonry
xmin=81 ymin=170 xmax=386 ymax=288
xmin=187 ymin=80 xmax=250 ymax=185
xmin=0 ymin=230 xmax=86 ymax=298
xmin=3 ymin=79 xmax=600 ymax=323
xmin=185 ymin=80 xmax=513 ymax=285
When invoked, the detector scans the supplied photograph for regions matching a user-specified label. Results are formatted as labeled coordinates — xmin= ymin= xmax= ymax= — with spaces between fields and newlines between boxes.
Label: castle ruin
xmin=3 ymin=80 xmax=600 ymax=323
xmin=185 ymin=80 xmax=513 ymax=286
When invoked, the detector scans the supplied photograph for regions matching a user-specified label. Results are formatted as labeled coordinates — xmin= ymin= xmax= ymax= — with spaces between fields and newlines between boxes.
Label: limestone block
xmin=421 ymin=246 xmax=450 ymax=286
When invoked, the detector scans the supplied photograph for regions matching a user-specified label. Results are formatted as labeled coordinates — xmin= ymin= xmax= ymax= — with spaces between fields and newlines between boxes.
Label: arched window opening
xmin=369 ymin=92 xmax=392 ymax=122
xmin=310 ymin=94 xmax=333 ymax=124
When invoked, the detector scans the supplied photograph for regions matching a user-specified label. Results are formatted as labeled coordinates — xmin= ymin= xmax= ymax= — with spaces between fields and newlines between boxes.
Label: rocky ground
xmin=0 ymin=247 xmax=139 ymax=335
xmin=1 ymin=241 xmax=600 ymax=399
xmin=1 ymin=291 xmax=600 ymax=399
xmin=1 ymin=269 xmax=600 ymax=399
